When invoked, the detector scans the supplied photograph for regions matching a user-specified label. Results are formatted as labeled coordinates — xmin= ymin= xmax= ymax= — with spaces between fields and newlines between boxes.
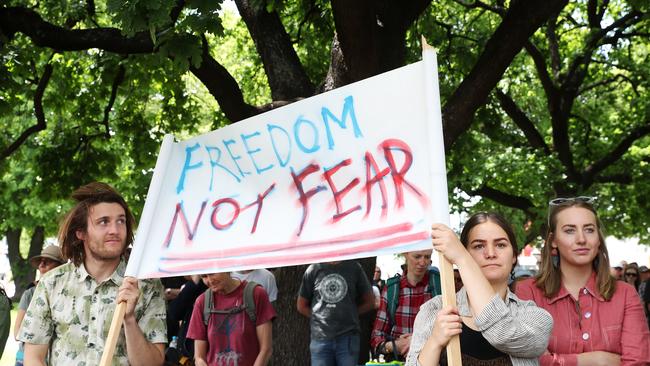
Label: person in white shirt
xmin=231 ymin=268 xmax=278 ymax=302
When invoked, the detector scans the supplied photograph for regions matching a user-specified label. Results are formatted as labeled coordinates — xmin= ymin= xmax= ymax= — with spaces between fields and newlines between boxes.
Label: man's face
xmin=76 ymin=202 xmax=127 ymax=263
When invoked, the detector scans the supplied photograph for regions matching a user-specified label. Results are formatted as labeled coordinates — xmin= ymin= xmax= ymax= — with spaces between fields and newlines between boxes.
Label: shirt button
xmin=582 ymin=332 xmax=589 ymax=340
xmin=584 ymin=312 xmax=591 ymax=319
xmin=91 ymin=316 xmax=96 ymax=321
xmin=583 ymin=288 xmax=588 ymax=295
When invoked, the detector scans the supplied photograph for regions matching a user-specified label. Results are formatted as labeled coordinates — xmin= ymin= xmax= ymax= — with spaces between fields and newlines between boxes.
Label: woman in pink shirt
xmin=516 ymin=197 xmax=650 ymax=366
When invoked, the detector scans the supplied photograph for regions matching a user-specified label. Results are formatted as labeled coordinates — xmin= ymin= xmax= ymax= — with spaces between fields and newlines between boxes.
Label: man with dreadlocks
xmin=18 ymin=182 xmax=167 ymax=366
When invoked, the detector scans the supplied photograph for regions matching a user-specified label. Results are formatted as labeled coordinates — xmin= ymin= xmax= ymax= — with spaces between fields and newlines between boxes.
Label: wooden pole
xmin=439 ymin=255 xmax=462 ymax=365
xmin=421 ymin=36 xmax=462 ymax=366
xmin=99 ymin=301 xmax=126 ymax=366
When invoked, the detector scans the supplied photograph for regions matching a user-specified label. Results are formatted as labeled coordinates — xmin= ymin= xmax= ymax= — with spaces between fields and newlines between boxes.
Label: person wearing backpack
xmin=186 ymin=272 xmax=276 ymax=366
xmin=370 ymin=250 xmax=441 ymax=362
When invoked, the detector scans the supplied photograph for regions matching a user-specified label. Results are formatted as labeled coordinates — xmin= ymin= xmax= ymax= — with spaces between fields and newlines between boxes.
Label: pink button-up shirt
xmin=516 ymin=273 xmax=650 ymax=366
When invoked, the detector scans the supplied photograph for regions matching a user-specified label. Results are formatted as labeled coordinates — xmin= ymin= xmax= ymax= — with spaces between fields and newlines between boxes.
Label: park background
xmin=1 ymin=0 xmax=649 ymax=364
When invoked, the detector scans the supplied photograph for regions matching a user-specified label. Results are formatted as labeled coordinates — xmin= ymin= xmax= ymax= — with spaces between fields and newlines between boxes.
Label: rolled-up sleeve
xmin=405 ymin=297 xmax=442 ymax=366
xmin=475 ymin=293 xmax=553 ymax=358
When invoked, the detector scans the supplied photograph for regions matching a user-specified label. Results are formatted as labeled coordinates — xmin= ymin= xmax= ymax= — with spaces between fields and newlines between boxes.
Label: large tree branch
xmin=190 ymin=36 xmax=259 ymax=122
xmin=234 ymin=0 xmax=314 ymax=100
xmin=0 ymin=6 xmax=261 ymax=123
xmin=582 ymin=122 xmax=650 ymax=188
xmin=467 ymin=185 xmax=535 ymax=215
xmin=495 ymin=90 xmax=551 ymax=155
xmin=1 ymin=63 xmax=53 ymax=161
xmin=329 ymin=0 xmax=431 ymax=83
xmin=100 ymin=65 xmax=126 ymax=138
xmin=441 ymin=0 xmax=569 ymax=152
xmin=563 ymin=10 xmax=642 ymax=90
xmin=0 ymin=7 xmax=154 ymax=53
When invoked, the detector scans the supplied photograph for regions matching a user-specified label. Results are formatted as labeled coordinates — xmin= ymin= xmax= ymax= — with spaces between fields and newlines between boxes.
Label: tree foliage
xmin=1 ymin=0 xmax=649 ymax=362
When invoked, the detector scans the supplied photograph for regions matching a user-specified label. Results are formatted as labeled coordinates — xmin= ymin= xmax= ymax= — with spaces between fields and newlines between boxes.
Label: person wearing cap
xmin=17 ymin=182 xmax=167 ymax=366
xmin=13 ymin=245 xmax=65 ymax=365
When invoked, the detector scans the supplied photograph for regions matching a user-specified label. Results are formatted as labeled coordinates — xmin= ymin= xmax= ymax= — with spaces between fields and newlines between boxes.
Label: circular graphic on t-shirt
xmin=319 ymin=273 xmax=348 ymax=303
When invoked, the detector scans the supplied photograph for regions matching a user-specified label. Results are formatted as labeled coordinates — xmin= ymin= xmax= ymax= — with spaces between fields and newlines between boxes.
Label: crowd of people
xmin=0 ymin=182 xmax=649 ymax=366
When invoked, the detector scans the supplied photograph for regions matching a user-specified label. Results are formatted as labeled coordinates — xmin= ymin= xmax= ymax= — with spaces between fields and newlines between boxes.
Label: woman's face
xmin=551 ymin=207 xmax=600 ymax=269
xmin=466 ymin=221 xmax=516 ymax=285
xmin=404 ymin=250 xmax=432 ymax=278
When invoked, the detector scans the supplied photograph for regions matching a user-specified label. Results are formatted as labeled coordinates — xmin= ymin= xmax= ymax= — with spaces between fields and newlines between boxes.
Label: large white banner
xmin=126 ymin=49 xmax=449 ymax=278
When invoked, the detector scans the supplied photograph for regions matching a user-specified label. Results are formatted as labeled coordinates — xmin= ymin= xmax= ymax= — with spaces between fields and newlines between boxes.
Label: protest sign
xmin=125 ymin=47 xmax=450 ymax=279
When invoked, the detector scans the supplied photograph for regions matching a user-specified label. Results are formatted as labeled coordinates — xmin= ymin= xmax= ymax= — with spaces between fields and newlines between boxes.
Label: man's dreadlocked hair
xmin=58 ymin=182 xmax=135 ymax=266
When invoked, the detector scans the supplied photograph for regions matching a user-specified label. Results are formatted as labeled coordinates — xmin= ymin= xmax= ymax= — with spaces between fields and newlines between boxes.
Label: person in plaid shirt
xmin=371 ymin=249 xmax=434 ymax=361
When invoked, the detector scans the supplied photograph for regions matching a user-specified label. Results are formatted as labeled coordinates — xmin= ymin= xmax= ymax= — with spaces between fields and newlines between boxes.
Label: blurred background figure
xmin=14 ymin=245 xmax=65 ymax=366
xmin=623 ymin=264 xmax=641 ymax=295
xmin=0 ymin=284 xmax=10 ymax=359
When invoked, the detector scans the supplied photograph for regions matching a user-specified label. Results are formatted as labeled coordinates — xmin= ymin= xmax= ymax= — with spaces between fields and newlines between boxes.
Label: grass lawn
xmin=1 ymin=305 xmax=18 ymax=366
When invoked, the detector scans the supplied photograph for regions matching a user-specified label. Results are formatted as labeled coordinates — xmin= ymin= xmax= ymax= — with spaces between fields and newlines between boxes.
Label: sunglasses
xmin=549 ymin=196 xmax=595 ymax=206
xmin=625 ymin=273 xmax=638 ymax=277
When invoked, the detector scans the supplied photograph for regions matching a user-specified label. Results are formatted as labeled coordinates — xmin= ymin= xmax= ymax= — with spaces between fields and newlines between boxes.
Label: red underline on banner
xmin=154 ymin=230 xmax=429 ymax=275
xmin=161 ymin=222 xmax=415 ymax=261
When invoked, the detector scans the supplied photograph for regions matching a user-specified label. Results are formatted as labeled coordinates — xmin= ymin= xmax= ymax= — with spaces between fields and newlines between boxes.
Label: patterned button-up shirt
xmin=406 ymin=288 xmax=553 ymax=366
xmin=371 ymin=272 xmax=433 ymax=355
xmin=18 ymin=260 xmax=167 ymax=366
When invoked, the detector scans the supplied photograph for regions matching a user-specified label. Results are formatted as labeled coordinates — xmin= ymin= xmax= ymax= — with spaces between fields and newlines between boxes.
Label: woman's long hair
xmin=535 ymin=200 xmax=616 ymax=300
xmin=58 ymin=182 xmax=135 ymax=266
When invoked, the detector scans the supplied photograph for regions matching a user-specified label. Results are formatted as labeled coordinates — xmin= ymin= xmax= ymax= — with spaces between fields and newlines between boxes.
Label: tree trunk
xmin=271 ymin=257 xmax=376 ymax=364
xmin=6 ymin=226 xmax=45 ymax=301
xmin=271 ymin=264 xmax=310 ymax=365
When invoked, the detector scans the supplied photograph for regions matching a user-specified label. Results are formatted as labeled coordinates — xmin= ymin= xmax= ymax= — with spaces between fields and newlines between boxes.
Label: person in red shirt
xmin=187 ymin=272 xmax=276 ymax=366
xmin=516 ymin=197 xmax=650 ymax=366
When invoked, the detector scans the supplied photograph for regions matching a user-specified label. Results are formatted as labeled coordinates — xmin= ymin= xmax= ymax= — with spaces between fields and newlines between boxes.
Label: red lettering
xmin=211 ymin=198 xmax=240 ymax=230
xmin=291 ymin=163 xmax=326 ymax=236
xmin=364 ymin=152 xmax=390 ymax=218
xmin=323 ymin=159 xmax=361 ymax=222
xmin=163 ymin=201 xmax=207 ymax=248
xmin=243 ymin=183 xmax=276 ymax=234
xmin=381 ymin=139 xmax=427 ymax=208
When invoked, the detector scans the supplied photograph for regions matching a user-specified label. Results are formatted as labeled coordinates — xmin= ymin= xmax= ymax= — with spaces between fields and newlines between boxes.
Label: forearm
xmin=123 ymin=316 xmax=164 ymax=366
xmin=14 ymin=310 xmax=26 ymax=339
xmin=416 ymin=340 xmax=442 ymax=366
xmin=24 ymin=343 xmax=48 ymax=366
xmin=456 ymin=254 xmax=496 ymax=314
xmin=253 ymin=346 xmax=272 ymax=366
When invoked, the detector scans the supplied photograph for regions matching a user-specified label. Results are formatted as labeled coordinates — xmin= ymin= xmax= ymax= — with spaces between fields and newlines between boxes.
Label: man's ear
xmin=76 ymin=230 xmax=85 ymax=241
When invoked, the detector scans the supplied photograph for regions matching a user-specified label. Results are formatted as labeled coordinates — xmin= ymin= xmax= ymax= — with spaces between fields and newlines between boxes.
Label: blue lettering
xmin=294 ymin=116 xmax=320 ymax=154
xmin=205 ymin=145 xmax=241 ymax=187
xmin=176 ymin=143 xmax=203 ymax=194
xmin=223 ymin=139 xmax=250 ymax=179
xmin=241 ymin=131 xmax=273 ymax=174
xmin=268 ymin=124 xmax=292 ymax=167
xmin=321 ymin=95 xmax=363 ymax=150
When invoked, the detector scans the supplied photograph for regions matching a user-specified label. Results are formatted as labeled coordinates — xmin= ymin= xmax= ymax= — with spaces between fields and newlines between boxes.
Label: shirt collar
xmin=399 ymin=271 xmax=429 ymax=288
xmin=74 ymin=259 xmax=126 ymax=285
xmin=547 ymin=271 xmax=605 ymax=304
